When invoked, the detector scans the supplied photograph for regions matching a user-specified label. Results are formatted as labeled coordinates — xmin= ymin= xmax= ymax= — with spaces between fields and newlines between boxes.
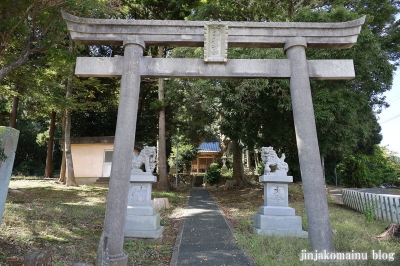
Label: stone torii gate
xmin=63 ymin=12 xmax=365 ymax=265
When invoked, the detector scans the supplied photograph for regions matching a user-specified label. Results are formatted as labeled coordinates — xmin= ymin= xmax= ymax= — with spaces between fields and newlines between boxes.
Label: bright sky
xmin=378 ymin=13 xmax=400 ymax=156
xmin=379 ymin=66 xmax=400 ymax=155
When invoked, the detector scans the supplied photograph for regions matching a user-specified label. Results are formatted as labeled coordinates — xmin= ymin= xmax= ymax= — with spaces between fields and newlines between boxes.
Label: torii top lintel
xmin=62 ymin=12 xmax=365 ymax=49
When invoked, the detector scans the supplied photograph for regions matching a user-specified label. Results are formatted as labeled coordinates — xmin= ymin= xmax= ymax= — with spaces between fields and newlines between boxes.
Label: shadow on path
xmin=170 ymin=188 xmax=256 ymax=266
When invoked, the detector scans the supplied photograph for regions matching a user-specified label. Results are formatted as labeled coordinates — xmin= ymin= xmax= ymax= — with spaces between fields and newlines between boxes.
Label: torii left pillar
xmin=96 ymin=36 xmax=144 ymax=265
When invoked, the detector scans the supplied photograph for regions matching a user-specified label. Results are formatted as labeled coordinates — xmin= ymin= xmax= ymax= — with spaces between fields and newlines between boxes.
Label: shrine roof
xmin=198 ymin=142 xmax=221 ymax=153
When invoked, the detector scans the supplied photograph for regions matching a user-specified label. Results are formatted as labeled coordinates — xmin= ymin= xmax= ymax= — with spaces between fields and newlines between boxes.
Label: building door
xmin=102 ymin=150 xmax=113 ymax=177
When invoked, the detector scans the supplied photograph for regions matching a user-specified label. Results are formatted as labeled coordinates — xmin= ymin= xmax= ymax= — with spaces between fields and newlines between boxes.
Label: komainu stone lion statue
xmin=261 ymin=146 xmax=288 ymax=176
xmin=132 ymin=146 xmax=157 ymax=173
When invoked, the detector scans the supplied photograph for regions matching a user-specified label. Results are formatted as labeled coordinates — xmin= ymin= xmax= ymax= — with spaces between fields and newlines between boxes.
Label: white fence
xmin=342 ymin=189 xmax=400 ymax=224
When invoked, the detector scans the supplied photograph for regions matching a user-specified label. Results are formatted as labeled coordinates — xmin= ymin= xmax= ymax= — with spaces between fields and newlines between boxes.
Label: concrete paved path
xmin=349 ymin=188 xmax=400 ymax=196
xmin=170 ymin=188 xmax=256 ymax=266
xmin=328 ymin=187 xmax=400 ymax=205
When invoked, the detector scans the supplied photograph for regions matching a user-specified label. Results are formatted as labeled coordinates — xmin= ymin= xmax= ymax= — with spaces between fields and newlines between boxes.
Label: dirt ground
xmin=1 ymin=179 xmax=344 ymax=265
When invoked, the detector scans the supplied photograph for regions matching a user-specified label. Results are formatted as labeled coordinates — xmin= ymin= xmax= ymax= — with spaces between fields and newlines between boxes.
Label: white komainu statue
xmin=132 ymin=146 xmax=157 ymax=173
xmin=261 ymin=146 xmax=288 ymax=176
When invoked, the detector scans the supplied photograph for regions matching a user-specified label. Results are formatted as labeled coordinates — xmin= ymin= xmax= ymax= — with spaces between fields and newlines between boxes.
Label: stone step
xmin=95 ymin=177 xmax=110 ymax=184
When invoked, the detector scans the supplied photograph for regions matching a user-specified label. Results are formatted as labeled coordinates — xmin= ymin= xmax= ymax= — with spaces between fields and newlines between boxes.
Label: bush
xmin=205 ymin=163 xmax=222 ymax=185
xmin=13 ymin=161 xmax=34 ymax=176
xmin=338 ymin=146 xmax=397 ymax=188
xmin=256 ymin=162 xmax=265 ymax=175
xmin=223 ymin=168 xmax=233 ymax=180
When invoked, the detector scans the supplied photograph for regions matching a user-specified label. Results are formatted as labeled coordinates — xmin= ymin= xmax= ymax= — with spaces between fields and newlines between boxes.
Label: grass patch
xmin=1 ymin=178 xmax=188 ymax=265
xmin=210 ymin=184 xmax=400 ymax=266
xmin=5 ymin=178 xmax=398 ymax=265
xmin=387 ymin=189 xmax=400 ymax=195
xmin=362 ymin=202 xmax=377 ymax=222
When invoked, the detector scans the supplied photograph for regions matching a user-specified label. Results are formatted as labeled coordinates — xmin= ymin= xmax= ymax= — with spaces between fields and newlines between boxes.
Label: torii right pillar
xmin=284 ymin=37 xmax=334 ymax=252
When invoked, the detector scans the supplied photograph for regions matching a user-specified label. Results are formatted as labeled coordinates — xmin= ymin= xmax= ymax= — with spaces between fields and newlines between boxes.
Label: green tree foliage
xmin=115 ymin=0 xmax=204 ymax=143
xmin=0 ymin=0 xmax=119 ymax=80
xmin=168 ymin=135 xmax=198 ymax=172
xmin=173 ymin=0 xmax=399 ymax=185
xmin=205 ymin=162 xmax=222 ymax=185
xmin=0 ymin=1 xmax=122 ymax=176
xmin=338 ymin=146 xmax=397 ymax=187
xmin=119 ymin=0 xmax=201 ymax=20
xmin=1 ymin=0 xmax=398 ymax=187
xmin=384 ymin=148 xmax=400 ymax=182
xmin=12 ymin=115 xmax=49 ymax=175
xmin=190 ymin=0 xmax=324 ymax=22
xmin=164 ymin=77 xmax=220 ymax=145
xmin=292 ymin=5 xmax=398 ymax=183
xmin=68 ymin=45 xmax=122 ymax=139
xmin=117 ymin=0 xmax=203 ymax=191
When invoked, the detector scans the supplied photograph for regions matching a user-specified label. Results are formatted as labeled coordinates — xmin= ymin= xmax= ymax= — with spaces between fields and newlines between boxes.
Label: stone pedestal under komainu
xmin=124 ymin=146 xmax=164 ymax=238
xmin=253 ymin=147 xmax=308 ymax=237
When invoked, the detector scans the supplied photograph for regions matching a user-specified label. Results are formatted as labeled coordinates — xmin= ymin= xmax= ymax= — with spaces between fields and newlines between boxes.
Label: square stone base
xmin=252 ymin=227 xmax=308 ymax=238
xmin=124 ymin=213 xmax=164 ymax=238
xmin=127 ymin=206 xmax=156 ymax=216
xmin=258 ymin=206 xmax=295 ymax=216
xmin=106 ymin=253 xmax=129 ymax=265
xmin=125 ymin=226 xmax=164 ymax=239
xmin=253 ymin=212 xmax=308 ymax=238
xmin=254 ymin=213 xmax=303 ymax=230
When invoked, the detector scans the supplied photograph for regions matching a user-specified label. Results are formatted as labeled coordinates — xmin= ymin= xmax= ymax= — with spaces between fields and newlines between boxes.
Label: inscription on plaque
xmin=270 ymin=186 xmax=285 ymax=202
xmin=204 ymin=22 xmax=228 ymax=62
xmin=265 ymin=183 xmax=288 ymax=206
xmin=128 ymin=183 xmax=151 ymax=206
xmin=132 ymin=185 xmax=147 ymax=203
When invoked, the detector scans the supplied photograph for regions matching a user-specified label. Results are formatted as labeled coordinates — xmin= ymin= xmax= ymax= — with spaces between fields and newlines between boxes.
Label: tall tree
xmin=44 ymin=110 xmax=56 ymax=178
xmin=157 ymin=46 xmax=168 ymax=190
xmin=63 ymin=37 xmax=77 ymax=186
xmin=8 ymin=96 xmax=19 ymax=128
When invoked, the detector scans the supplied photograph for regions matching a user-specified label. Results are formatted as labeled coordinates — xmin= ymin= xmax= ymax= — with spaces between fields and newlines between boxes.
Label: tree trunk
xmin=59 ymin=152 xmax=66 ymax=183
xmin=65 ymin=108 xmax=77 ymax=186
xmin=44 ymin=110 xmax=56 ymax=178
xmin=64 ymin=37 xmax=77 ymax=187
xmin=334 ymin=166 xmax=338 ymax=187
xmin=254 ymin=148 xmax=259 ymax=169
xmin=374 ymin=224 xmax=400 ymax=239
xmin=58 ymin=114 xmax=66 ymax=183
xmin=9 ymin=96 xmax=19 ymax=128
xmin=232 ymin=140 xmax=248 ymax=187
xmin=156 ymin=46 xmax=169 ymax=191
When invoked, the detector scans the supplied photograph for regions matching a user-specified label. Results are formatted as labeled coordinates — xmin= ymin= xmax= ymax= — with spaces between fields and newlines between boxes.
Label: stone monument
xmin=0 ymin=127 xmax=19 ymax=226
xmin=253 ymin=147 xmax=308 ymax=237
xmin=124 ymin=146 xmax=164 ymax=238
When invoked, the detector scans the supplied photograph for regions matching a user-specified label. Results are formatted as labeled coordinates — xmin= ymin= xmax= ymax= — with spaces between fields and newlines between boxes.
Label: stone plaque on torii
xmin=63 ymin=12 xmax=365 ymax=265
